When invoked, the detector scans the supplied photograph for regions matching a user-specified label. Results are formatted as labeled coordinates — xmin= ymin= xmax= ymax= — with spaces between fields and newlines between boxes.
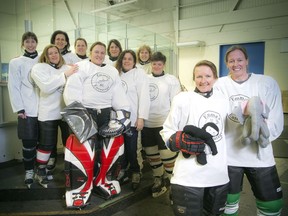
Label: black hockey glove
xmin=183 ymin=125 xmax=218 ymax=156
xmin=183 ymin=125 xmax=218 ymax=165
xmin=168 ymin=125 xmax=218 ymax=165
xmin=168 ymin=130 xmax=206 ymax=165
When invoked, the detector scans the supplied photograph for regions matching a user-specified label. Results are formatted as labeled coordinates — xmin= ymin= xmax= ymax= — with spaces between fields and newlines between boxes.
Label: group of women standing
xmin=7 ymin=30 xmax=284 ymax=216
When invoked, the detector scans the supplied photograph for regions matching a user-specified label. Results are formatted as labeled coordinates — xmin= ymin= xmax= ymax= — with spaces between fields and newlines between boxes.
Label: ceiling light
xmin=176 ymin=41 xmax=205 ymax=47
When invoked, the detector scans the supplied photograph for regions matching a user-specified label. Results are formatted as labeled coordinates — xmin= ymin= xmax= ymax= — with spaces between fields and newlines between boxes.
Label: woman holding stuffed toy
xmin=216 ymin=45 xmax=283 ymax=216
xmin=160 ymin=60 xmax=229 ymax=216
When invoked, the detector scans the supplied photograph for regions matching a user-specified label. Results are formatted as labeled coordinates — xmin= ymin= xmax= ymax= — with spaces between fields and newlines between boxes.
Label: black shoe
xmin=152 ymin=176 xmax=167 ymax=198
xmin=131 ymin=172 xmax=141 ymax=191
xmin=117 ymin=169 xmax=129 ymax=185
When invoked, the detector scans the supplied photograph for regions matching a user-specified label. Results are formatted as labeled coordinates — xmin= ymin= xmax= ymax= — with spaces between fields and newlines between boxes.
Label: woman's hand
xmin=18 ymin=112 xmax=27 ymax=119
xmin=64 ymin=64 xmax=78 ymax=78
xmin=135 ymin=118 xmax=144 ymax=131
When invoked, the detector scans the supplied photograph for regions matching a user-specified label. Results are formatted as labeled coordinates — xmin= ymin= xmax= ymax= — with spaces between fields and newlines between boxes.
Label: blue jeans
xmin=123 ymin=127 xmax=140 ymax=173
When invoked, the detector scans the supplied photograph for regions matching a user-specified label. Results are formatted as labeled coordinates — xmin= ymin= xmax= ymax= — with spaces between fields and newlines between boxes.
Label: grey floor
xmin=111 ymin=157 xmax=288 ymax=216
xmin=0 ymin=114 xmax=287 ymax=216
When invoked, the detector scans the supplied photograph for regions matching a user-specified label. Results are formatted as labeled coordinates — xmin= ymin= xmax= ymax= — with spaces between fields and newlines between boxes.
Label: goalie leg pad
xmin=93 ymin=135 xmax=124 ymax=199
xmin=64 ymin=134 xmax=95 ymax=209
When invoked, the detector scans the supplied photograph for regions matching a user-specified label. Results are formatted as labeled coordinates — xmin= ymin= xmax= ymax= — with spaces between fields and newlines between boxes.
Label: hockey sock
xmin=36 ymin=149 xmax=51 ymax=166
xmin=223 ymin=193 xmax=240 ymax=216
xmin=159 ymin=149 xmax=177 ymax=179
xmin=256 ymin=198 xmax=283 ymax=216
xmin=143 ymin=145 xmax=164 ymax=177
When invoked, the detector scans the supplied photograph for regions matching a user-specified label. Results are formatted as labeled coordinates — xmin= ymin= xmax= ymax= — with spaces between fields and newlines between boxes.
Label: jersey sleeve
xmin=7 ymin=59 xmax=23 ymax=113
xmin=31 ymin=64 xmax=66 ymax=94
xmin=136 ymin=69 xmax=150 ymax=119
xmin=63 ymin=71 xmax=84 ymax=106
xmin=260 ymin=76 xmax=284 ymax=141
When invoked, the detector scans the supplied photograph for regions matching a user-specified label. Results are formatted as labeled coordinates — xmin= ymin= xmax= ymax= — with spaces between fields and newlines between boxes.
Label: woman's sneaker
xmin=24 ymin=169 xmax=34 ymax=189
xmin=152 ymin=176 xmax=167 ymax=198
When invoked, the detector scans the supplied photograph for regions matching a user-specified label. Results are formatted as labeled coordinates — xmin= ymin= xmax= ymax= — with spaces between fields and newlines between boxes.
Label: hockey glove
xmin=168 ymin=130 xmax=206 ymax=164
xmin=183 ymin=125 xmax=218 ymax=156
xmin=99 ymin=109 xmax=131 ymax=137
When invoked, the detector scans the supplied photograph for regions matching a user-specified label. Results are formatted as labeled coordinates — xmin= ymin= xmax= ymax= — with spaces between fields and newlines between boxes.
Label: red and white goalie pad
xmin=64 ymin=134 xmax=95 ymax=209
xmin=93 ymin=135 xmax=124 ymax=200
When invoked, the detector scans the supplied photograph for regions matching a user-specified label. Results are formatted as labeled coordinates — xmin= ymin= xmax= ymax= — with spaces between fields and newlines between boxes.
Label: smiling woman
xmin=31 ymin=44 xmax=78 ymax=188
xmin=115 ymin=49 xmax=150 ymax=191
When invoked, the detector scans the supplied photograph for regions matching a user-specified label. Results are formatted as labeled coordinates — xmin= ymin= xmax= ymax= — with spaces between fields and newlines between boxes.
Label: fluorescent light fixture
xmin=91 ymin=0 xmax=138 ymax=13
xmin=176 ymin=41 xmax=205 ymax=47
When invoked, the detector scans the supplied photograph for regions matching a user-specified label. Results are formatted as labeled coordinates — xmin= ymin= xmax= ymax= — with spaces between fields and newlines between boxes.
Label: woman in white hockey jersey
xmin=160 ymin=60 xmax=229 ymax=216
xmin=115 ymin=49 xmax=150 ymax=191
xmin=31 ymin=44 xmax=78 ymax=188
xmin=63 ymin=41 xmax=131 ymax=200
xmin=50 ymin=30 xmax=80 ymax=65
xmin=216 ymin=45 xmax=283 ymax=216
xmin=136 ymin=44 xmax=152 ymax=74
xmin=104 ymin=39 xmax=123 ymax=66
xmin=141 ymin=51 xmax=181 ymax=198
xmin=48 ymin=30 xmax=80 ymax=173
xmin=8 ymin=31 xmax=39 ymax=189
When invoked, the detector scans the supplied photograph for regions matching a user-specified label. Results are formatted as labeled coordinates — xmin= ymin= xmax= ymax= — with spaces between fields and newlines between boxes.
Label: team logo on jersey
xmin=228 ymin=94 xmax=249 ymax=123
xmin=198 ymin=111 xmax=223 ymax=142
xmin=149 ymin=83 xmax=159 ymax=101
xmin=91 ymin=73 xmax=113 ymax=93
xmin=121 ymin=80 xmax=128 ymax=93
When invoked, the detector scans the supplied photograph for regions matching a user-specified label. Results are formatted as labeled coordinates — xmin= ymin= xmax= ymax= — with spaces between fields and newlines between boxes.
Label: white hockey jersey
xmin=31 ymin=63 xmax=69 ymax=121
xmin=161 ymin=90 xmax=229 ymax=187
xmin=63 ymin=61 xmax=130 ymax=111
xmin=120 ymin=68 xmax=150 ymax=126
xmin=8 ymin=55 xmax=39 ymax=117
xmin=215 ymin=73 xmax=284 ymax=167
xmin=145 ymin=73 xmax=181 ymax=128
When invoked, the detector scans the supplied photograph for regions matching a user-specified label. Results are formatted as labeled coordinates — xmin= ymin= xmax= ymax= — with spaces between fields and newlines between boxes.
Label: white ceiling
xmin=69 ymin=0 xmax=288 ymax=46
xmin=0 ymin=0 xmax=288 ymax=47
